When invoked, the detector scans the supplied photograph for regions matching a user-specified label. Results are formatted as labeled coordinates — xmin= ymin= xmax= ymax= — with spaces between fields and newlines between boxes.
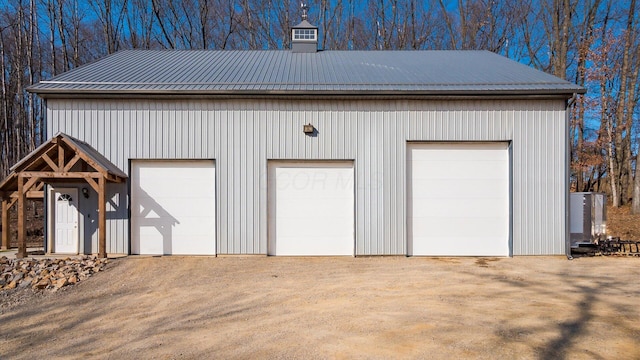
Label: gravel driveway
xmin=1 ymin=256 xmax=639 ymax=359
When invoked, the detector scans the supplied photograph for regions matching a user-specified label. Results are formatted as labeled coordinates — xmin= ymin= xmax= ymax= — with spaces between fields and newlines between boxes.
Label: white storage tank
xmin=570 ymin=192 xmax=606 ymax=248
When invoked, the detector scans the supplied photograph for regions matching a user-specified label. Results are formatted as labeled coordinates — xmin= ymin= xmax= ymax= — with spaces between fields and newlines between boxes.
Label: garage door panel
xmin=413 ymin=236 xmax=509 ymax=256
xmin=135 ymin=177 xmax=214 ymax=197
xmin=411 ymin=142 xmax=507 ymax=152
xmin=275 ymin=236 xmax=353 ymax=256
xmin=413 ymin=199 xmax=506 ymax=218
xmin=413 ymin=217 xmax=508 ymax=237
xmin=413 ymin=190 xmax=508 ymax=203
xmin=137 ymin=225 xmax=165 ymax=237
xmin=135 ymin=235 xmax=163 ymax=255
xmin=275 ymin=168 xmax=352 ymax=190
xmin=139 ymin=198 xmax=214 ymax=217
xmin=411 ymin=161 xmax=507 ymax=179
xmin=270 ymin=162 xmax=354 ymax=256
xmin=132 ymin=160 xmax=216 ymax=255
xmin=171 ymin=239 xmax=215 ymax=255
xmin=137 ymin=172 xmax=214 ymax=182
xmin=133 ymin=199 xmax=215 ymax=218
xmin=168 ymin=207 xmax=216 ymax=219
xmin=276 ymin=198 xmax=353 ymax=217
xmin=278 ymin=192 xmax=353 ymax=200
xmin=277 ymin=217 xmax=354 ymax=237
xmin=171 ymin=217 xmax=216 ymax=235
xmin=411 ymin=179 xmax=508 ymax=198
xmin=277 ymin=214 xmax=354 ymax=227
xmin=413 ymin=199 xmax=507 ymax=218
xmin=409 ymin=143 xmax=509 ymax=256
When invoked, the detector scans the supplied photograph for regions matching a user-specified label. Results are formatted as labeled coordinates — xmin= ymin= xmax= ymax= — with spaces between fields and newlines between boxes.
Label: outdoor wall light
xmin=82 ymin=187 xmax=90 ymax=199
xmin=303 ymin=123 xmax=315 ymax=134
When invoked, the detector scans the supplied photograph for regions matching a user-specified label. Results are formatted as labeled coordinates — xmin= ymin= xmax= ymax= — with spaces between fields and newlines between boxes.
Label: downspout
xmin=566 ymin=93 xmax=577 ymax=259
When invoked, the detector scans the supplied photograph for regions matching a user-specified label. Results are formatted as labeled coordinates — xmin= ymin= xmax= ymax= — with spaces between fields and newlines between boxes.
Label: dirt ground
xmin=607 ymin=204 xmax=640 ymax=240
xmin=1 ymin=256 xmax=639 ymax=359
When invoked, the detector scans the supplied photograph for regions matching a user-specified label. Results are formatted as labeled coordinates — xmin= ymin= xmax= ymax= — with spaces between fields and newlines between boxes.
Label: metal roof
xmin=68 ymin=134 xmax=129 ymax=178
xmin=293 ymin=20 xmax=317 ymax=28
xmin=28 ymin=50 xmax=584 ymax=97
xmin=8 ymin=132 xmax=127 ymax=178
xmin=0 ymin=132 xmax=127 ymax=193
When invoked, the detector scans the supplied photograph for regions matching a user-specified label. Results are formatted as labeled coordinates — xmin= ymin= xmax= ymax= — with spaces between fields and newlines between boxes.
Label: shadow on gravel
xmin=482 ymin=265 xmax=636 ymax=360
xmin=535 ymin=285 xmax=595 ymax=360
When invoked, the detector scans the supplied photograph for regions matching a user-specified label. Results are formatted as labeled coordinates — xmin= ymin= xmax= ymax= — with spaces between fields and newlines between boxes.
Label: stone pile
xmin=0 ymin=256 xmax=109 ymax=291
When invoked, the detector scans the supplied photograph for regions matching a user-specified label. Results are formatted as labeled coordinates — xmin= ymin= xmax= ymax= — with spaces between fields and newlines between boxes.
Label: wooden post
xmin=1 ymin=198 xmax=9 ymax=250
xmin=98 ymin=176 xmax=106 ymax=258
xmin=16 ymin=176 xmax=27 ymax=258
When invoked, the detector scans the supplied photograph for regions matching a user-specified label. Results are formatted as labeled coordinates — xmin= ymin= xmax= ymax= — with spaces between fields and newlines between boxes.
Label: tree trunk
xmin=633 ymin=156 xmax=640 ymax=214
xmin=606 ymin=118 xmax=619 ymax=207
xmin=613 ymin=0 xmax=636 ymax=205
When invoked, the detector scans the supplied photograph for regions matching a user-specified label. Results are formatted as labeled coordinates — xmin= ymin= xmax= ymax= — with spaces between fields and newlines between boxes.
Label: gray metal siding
xmin=47 ymin=98 xmax=566 ymax=255
xmin=513 ymin=102 xmax=566 ymax=255
xmin=215 ymin=101 xmax=266 ymax=254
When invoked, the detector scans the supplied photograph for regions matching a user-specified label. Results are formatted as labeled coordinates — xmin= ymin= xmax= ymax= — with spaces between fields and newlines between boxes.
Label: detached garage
xmin=15 ymin=15 xmax=585 ymax=258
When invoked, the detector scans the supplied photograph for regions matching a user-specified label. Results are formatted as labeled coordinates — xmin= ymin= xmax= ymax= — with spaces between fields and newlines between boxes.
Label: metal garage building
xmin=23 ymin=19 xmax=584 ymax=257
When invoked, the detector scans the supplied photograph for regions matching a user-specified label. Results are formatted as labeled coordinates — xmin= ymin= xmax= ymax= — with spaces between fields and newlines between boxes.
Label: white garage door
xmin=269 ymin=162 xmax=354 ymax=256
xmin=131 ymin=160 xmax=216 ymax=255
xmin=408 ymin=143 xmax=509 ymax=256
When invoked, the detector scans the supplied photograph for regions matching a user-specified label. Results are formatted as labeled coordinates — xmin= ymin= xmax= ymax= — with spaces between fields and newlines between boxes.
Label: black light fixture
xmin=82 ymin=187 xmax=90 ymax=199
xmin=303 ymin=123 xmax=315 ymax=134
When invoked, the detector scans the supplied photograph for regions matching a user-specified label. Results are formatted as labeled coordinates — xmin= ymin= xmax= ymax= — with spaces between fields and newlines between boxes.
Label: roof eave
xmin=29 ymin=88 xmax=586 ymax=99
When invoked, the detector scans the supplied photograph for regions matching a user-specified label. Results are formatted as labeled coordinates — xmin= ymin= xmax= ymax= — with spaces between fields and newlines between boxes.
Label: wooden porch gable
xmin=0 ymin=133 xmax=127 ymax=258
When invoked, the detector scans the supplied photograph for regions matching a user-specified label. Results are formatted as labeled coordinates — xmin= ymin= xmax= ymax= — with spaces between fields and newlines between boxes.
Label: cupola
xmin=291 ymin=3 xmax=318 ymax=53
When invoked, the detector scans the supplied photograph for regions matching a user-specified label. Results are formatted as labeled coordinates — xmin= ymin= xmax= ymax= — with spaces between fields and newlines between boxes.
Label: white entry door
xmin=269 ymin=162 xmax=354 ymax=256
xmin=54 ymin=188 xmax=79 ymax=254
xmin=408 ymin=143 xmax=510 ymax=256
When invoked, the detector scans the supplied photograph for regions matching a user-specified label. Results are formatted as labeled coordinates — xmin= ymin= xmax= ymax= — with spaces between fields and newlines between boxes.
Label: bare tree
xmin=127 ymin=0 xmax=155 ymax=49
xmin=91 ymin=0 xmax=128 ymax=54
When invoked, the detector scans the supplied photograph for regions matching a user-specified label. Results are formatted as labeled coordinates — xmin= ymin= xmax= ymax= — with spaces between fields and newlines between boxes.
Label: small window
xmin=57 ymin=194 xmax=73 ymax=202
xmin=293 ymin=28 xmax=317 ymax=41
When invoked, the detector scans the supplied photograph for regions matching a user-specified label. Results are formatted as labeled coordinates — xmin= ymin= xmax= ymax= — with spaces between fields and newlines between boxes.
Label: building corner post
xmin=566 ymin=94 xmax=577 ymax=259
